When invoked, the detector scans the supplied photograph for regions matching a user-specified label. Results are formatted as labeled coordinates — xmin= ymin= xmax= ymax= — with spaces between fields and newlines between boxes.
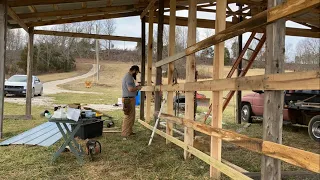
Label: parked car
xmin=173 ymin=92 xmax=207 ymax=110
xmin=241 ymin=90 xmax=320 ymax=141
xmin=4 ymin=75 xmax=43 ymax=97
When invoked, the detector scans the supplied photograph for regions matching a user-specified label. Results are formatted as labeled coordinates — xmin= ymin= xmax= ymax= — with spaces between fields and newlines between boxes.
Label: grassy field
xmin=1 ymin=60 xmax=319 ymax=179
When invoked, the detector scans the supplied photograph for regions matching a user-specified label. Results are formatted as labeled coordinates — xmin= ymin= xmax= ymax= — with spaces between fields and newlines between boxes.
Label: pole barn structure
xmin=0 ymin=0 xmax=319 ymax=179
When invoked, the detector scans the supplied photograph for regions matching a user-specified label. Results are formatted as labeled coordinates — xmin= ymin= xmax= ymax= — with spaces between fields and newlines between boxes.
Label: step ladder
xmin=203 ymin=32 xmax=266 ymax=123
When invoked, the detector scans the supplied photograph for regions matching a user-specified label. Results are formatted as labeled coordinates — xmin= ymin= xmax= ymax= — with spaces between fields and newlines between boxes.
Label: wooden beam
xmin=140 ymin=17 xmax=146 ymax=121
xmin=267 ymin=0 xmax=320 ymax=23
xmin=7 ymin=7 xmax=28 ymax=31
xmin=141 ymin=70 xmax=320 ymax=92
xmin=8 ymin=0 xmax=101 ymax=7
xmin=154 ymin=0 xmax=164 ymax=121
xmin=145 ymin=7 xmax=154 ymax=123
xmin=0 ymin=0 xmax=7 ymax=139
xmin=34 ymin=30 xmax=141 ymax=42
xmin=184 ymin=0 xmax=197 ymax=160
xmin=19 ymin=5 xmax=138 ymax=19
xmin=166 ymin=0 xmax=176 ymax=144
xmin=154 ymin=0 xmax=320 ymax=67
xmin=26 ymin=11 xmax=140 ymax=27
xmin=140 ymin=0 xmax=157 ymax=19
xmin=26 ymin=27 xmax=34 ymax=119
xmin=211 ymin=0 xmax=227 ymax=178
xmin=148 ymin=15 xmax=320 ymax=38
xmin=159 ymin=113 xmax=320 ymax=173
xmin=262 ymin=0 xmax=286 ymax=179
xmin=138 ymin=119 xmax=253 ymax=180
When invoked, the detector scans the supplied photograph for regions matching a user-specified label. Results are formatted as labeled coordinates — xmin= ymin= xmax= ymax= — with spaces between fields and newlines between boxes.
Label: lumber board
xmin=267 ymin=0 xmax=320 ymax=23
xmin=262 ymin=0 xmax=286 ymax=178
xmin=154 ymin=0 xmax=320 ymax=68
xmin=159 ymin=113 xmax=320 ymax=173
xmin=34 ymin=30 xmax=141 ymax=42
xmin=166 ymin=0 xmax=176 ymax=144
xmin=19 ymin=5 xmax=139 ymax=19
xmin=140 ymin=0 xmax=157 ymax=19
xmin=26 ymin=27 xmax=34 ymax=118
xmin=26 ymin=11 xmax=140 ymax=27
xmin=7 ymin=7 xmax=28 ymax=31
xmin=0 ymin=0 xmax=7 ymax=139
xmin=141 ymin=70 xmax=320 ymax=92
xmin=211 ymin=0 xmax=227 ymax=178
xmin=140 ymin=17 xmax=146 ymax=120
xmin=138 ymin=119 xmax=252 ymax=180
xmin=145 ymin=7 xmax=154 ymax=123
xmin=148 ymin=15 xmax=320 ymax=38
xmin=184 ymin=0 xmax=197 ymax=160
xmin=154 ymin=0 xmax=164 ymax=121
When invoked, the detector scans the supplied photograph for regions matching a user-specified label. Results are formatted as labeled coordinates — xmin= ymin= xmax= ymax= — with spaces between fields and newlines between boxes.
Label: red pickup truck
xmin=241 ymin=90 xmax=320 ymax=142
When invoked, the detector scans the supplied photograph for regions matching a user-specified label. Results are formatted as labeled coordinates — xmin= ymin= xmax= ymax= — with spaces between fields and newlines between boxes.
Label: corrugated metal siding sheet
xmin=0 ymin=122 xmax=70 ymax=147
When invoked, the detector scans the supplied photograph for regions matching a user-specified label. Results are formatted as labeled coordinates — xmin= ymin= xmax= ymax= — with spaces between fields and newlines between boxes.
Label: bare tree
xmin=103 ymin=19 xmax=116 ymax=56
xmin=295 ymin=38 xmax=320 ymax=65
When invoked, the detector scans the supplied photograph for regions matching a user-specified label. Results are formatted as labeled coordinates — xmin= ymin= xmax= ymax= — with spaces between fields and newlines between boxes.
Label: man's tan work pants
xmin=122 ymin=98 xmax=136 ymax=137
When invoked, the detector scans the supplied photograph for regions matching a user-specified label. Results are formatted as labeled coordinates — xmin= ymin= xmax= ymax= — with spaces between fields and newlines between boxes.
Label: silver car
xmin=4 ymin=75 xmax=43 ymax=97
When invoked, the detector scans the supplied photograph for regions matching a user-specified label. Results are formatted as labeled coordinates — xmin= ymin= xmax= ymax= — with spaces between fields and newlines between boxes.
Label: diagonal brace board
xmin=138 ymin=119 xmax=252 ymax=180
xmin=159 ymin=113 xmax=320 ymax=173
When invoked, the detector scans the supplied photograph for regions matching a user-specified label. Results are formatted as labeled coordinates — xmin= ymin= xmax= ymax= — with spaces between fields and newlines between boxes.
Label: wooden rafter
xmin=34 ymin=30 xmax=141 ymax=42
xmin=154 ymin=0 xmax=320 ymax=67
xmin=19 ymin=5 xmax=138 ymax=19
xmin=140 ymin=0 xmax=157 ymax=19
xmin=149 ymin=15 xmax=320 ymax=38
xmin=7 ymin=7 xmax=28 ymax=31
xmin=8 ymin=0 xmax=101 ymax=7
xmin=26 ymin=11 xmax=140 ymax=27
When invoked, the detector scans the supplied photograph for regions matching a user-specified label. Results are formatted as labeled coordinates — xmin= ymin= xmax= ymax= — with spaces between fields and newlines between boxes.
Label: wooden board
xmin=141 ymin=70 xmax=320 ymax=92
xmin=140 ymin=0 xmax=157 ymax=19
xmin=184 ymin=0 xmax=196 ymax=159
xmin=26 ymin=12 xmax=140 ymax=27
xmin=211 ymin=0 xmax=227 ymax=178
xmin=148 ymin=16 xmax=320 ymax=38
xmin=140 ymin=17 xmax=146 ymax=121
xmin=166 ymin=0 xmax=176 ymax=144
xmin=0 ymin=0 xmax=7 ymax=139
xmin=262 ymin=0 xmax=286 ymax=178
xmin=34 ymin=30 xmax=141 ymax=42
xmin=159 ymin=113 xmax=320 ymax=173
xmin=145 ymin=7 xmax=154 ymax=123
xmin=26 ymin=27 xmax=34 ymax=118
xmin=154 ymin=0 xmax=320 ymax=68
xmin=138 ymin=119 xmax=252 ymax=180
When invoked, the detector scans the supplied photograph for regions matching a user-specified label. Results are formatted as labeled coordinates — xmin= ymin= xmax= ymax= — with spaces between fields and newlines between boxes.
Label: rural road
xmin=43 ymin=64 xmax=98 ymax=95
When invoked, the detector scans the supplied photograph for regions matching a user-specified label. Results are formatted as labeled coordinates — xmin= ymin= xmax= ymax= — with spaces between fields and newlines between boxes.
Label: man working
xmin=121 ymin=65 xmax=142 ymax=139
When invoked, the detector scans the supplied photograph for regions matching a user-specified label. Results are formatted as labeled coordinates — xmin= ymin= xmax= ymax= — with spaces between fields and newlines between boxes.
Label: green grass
xmin=48 ymin=91 xmax=121 ymax=105
xmin=1 ymin=61 xmax=319 ymax=179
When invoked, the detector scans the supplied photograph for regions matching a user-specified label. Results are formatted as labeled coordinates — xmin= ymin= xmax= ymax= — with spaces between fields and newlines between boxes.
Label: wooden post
xmin=140 ymin=16 xmax=146 ymax=120
xmin=184 ymin=0 xmax=196 ymax=159
xmin=146 ymin=7 xmax=154 ymax=123
xmin=26 ymin=27 xmax=34 ymax=119
xmin=236 ymin=4 xmax=243 ymax=124
xmin=0 ymin=0 xmax=7 ymax=139
xmin=154 ymin=0 xmax=164 ymax=121
xmin=261 ymin=0 xmax=285 ymax=179
xmin=166 ymin=0 xmax=176 ymax=144
xmin=96 ymin=25 xmax=100 ymax=82
xmin=210 ymin=0 xmax=227 ymax=178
